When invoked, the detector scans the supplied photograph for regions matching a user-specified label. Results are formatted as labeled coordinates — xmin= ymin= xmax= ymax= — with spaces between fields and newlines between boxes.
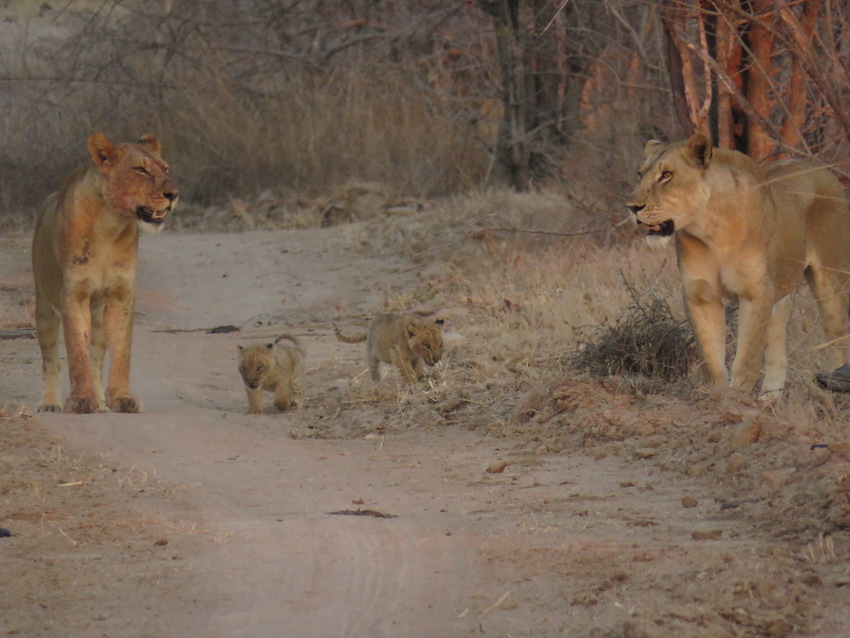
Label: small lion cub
xmin=237 ymin=334 xmax=305 ymax=414
xmin=335 ymin=313 xmax=445 ymax=384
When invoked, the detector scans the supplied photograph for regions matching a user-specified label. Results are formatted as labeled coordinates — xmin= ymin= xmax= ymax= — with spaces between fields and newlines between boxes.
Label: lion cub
xmin=335 ymin=313 xmax=445 ymax=384
xmin=237 ymin=334 xmax=305 ymax=414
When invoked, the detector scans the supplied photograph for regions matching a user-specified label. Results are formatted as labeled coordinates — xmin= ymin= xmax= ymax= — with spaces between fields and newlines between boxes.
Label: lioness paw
xmin=38 ymin=403 xmax=63 ymax=413
xmin=64 ymin=394 xmax=99 ymax=414
xmin=107 ymin=394 xmax=141 ymax=413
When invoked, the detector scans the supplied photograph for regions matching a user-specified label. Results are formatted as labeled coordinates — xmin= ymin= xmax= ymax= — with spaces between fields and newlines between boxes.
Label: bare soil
xmin=2 ymin=215 xmax=850 ymax=638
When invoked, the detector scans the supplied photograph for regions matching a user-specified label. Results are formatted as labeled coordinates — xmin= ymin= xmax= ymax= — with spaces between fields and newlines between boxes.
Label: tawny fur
xmin=335 ymin=313 xmax=445 ymax=383
xmin=626 ymin=133 xmax=850 ymax=397
xmin=238 ymin=334 xmax=306 ymax=414
xmin=32 ymin=133 xmax=179 ymax=413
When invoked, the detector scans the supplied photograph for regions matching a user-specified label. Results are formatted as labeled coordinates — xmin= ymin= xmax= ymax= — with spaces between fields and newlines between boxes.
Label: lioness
xmin=626 ymin=133 xmax=850 ymax=397
xmin=334 ymin=313 xmax=445 ymax=384
xmin=237 ymin=334 xmax=305 ymax=414
xmin=32 ymin=133 xmax=179 ymax=413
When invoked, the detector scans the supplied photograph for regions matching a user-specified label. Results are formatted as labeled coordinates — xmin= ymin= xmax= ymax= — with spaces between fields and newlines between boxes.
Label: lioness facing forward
xmin=335 ymin=313 xmax=445 ymax=384
xmin=626 ymin=133 xmax=850 ymax=397
xmin=32 ymin=133 xmax=179 ymax=413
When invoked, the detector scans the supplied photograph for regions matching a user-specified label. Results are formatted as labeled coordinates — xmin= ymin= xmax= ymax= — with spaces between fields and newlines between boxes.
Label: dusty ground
xmin=3 ymin=207 xmax=850 ymax=637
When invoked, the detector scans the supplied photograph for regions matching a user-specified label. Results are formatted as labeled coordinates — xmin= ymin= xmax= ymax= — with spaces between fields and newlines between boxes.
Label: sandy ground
xmin=3 ymin=223 xmax=850 ymax=638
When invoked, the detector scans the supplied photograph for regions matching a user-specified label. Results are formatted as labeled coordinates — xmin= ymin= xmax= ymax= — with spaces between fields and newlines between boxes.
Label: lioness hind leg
xmin=35 ymin=299 xmax=62 ymax=412
xmin=760 ymin=296 xmax=792 ymax=399
xmin=805 ymin=266 xmax=850 ymax=370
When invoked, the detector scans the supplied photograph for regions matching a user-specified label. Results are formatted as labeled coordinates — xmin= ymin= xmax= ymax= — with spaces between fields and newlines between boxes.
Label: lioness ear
xmin=684 ymin=133 xmax=712 ymax=169
xmin=137 ymin=133 xmax=162 ymax=155
xmin=644 ymin=140 xmax=665 ymax=157
xmin=87 ymin=133 xmax=115 ymax=170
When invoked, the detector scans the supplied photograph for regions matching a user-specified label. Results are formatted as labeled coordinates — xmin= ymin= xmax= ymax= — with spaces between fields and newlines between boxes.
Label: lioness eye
xmin=659 ymin=170 xmax=672 ymax=181
xmin=134 ymin=167 xmax=149 ymax=176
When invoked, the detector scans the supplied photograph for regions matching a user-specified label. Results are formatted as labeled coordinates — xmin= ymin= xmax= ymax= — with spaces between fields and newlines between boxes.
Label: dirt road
xmin=2 ymin=225 xmax=850 ymax=637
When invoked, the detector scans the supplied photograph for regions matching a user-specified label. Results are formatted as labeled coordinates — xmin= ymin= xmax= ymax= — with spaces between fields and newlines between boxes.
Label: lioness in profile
xmin=626 ymin=133 xmax=850 ymax=397
xmin=32 ymin=133 xmax=179 ymax=413
xmin=238 ymin=334 xmax=305 ymax=414
xmin=334 ymin=313 xmax=445 ymax=384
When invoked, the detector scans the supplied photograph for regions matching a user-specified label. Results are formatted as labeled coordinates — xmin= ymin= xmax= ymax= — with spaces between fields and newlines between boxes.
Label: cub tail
xmin=274 ymin=333 xmax=306 ymax=358
xmin=334 ymin=324 xmax=367 ymax=344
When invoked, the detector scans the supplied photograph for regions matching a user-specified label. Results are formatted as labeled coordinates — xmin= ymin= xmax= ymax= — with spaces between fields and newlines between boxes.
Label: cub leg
xmin=391 ymin=346 xmax=418 ymax=384
xmin=103 ymin=289 xmax=140 ymax=413
xmin=90 ymin=299 xmax=108 ymax=411
xmin=759 ymin=296 xmax=792 ymax=399
xmin=62 ymin=293 xmax=99 ymax=413
xmin=368 ymin=354 xmax=382 ymax=381
xmin=289 ymin=372 xmax=303 ymax=407
xmin=245 ymin=386 xmax=264 ymax=414
xmin=35 ymin=295 xmax=63 ymax=412
xmin=273 ymin=384 xmax=292 ymax=412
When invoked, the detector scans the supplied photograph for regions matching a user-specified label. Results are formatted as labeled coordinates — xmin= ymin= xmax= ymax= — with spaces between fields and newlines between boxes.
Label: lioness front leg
xmin=103 ymin=290 xmax=140 ymax=413
xmin=730 ymin=293 xmax=772 ymax=392
xmin=683 ymin=283 xmax=728 ymax=388
xmin=35 ymin=299 xmax=63 ymax=412
xmin=62 ymin=295 xmax=99 ymax=413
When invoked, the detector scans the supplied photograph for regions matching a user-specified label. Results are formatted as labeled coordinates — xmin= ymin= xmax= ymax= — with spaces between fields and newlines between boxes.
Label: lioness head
xmin=87 ymin=133 xmax=179 ymax=234
xmin=405 ymin=318 xmax=445 ymax=366
xmin=626 ymin=133 xmax=712 ymax=245
xmin=237 ymin=344 xmax=274 ymax=389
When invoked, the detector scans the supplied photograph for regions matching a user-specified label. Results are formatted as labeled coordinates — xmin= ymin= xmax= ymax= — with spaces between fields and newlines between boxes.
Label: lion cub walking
xmin=335 ymin=313 xmax=445 ymax=384
xmin=237 ymin=334 xmax=305 ymax=414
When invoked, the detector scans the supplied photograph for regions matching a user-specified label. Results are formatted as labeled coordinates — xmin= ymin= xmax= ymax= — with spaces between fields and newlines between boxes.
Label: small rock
xmin=681 ymin=497 xmax=698 ymax=508
xmin=692 ymin=529 xmax=723 ymax=540
xmin=486 ymin=461 xmax=509 ymax=474
xmin=727 ymin=452 xmax=749 ymax=472
xmin=0 ymin=528 xmax=12 ymax=538
xmin=634 ymin=448 xmax=656 ymax=459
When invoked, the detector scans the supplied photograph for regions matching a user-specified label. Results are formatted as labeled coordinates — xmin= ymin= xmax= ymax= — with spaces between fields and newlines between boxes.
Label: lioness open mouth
xmin=644 ymin=219 xmax=674 ymax=237
xmin=136 ymin=206 xmax=169 ymax=224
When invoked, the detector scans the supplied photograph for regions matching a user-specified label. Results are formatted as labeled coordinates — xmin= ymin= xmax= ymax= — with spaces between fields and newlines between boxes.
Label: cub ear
xmin=137 ymin=133 xmax=162 ymax=155
xmin=237 ymin=345 xmax=244 ymax=353
xmin=643 ymin=140 xmax=665 ymax=157
xmin=684 ymin=133 xmax=712 ymax=169
xmin=87 ymin=133 xmax=115 ymax=170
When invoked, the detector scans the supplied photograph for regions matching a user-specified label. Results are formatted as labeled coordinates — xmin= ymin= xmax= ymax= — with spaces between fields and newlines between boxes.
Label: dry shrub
xmin=571 ymin=281 xmax=696 ymax=382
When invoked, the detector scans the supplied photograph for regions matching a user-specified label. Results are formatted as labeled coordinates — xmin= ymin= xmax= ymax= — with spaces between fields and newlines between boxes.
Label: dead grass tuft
xmin=571 ymin=281 xmax=696 ymax=382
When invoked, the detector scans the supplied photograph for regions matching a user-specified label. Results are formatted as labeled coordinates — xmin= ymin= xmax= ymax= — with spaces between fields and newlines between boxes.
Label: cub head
xmin=237 ymin=344 xmax=274 ymax=389
xmin=405 ymin=318 xmax=445 ymax=366
xmin=87 ymin=133 xmax=179 ymax=233
xmin=625 ymin=133 xmax=712 ymax=246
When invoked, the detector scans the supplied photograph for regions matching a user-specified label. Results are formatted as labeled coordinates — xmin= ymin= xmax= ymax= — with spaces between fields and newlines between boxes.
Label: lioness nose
xmin=164 ymin=188 xmax=179 ymax=202
xmin=627 ymin=203 xmax=644 ymax=215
